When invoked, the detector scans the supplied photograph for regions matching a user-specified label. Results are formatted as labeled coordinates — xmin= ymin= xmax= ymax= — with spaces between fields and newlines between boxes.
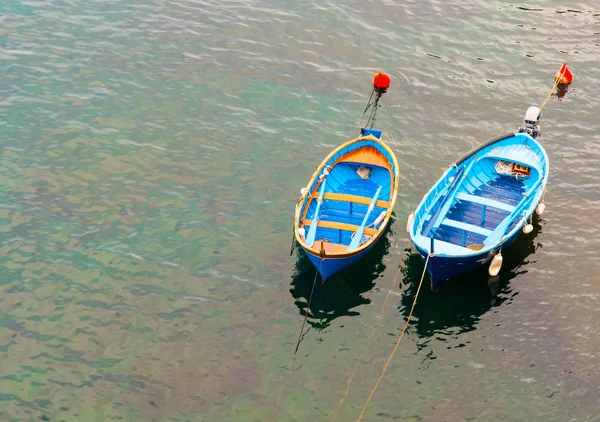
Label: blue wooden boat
xmin=293 ymin=73 xmax=399 ymax=281
xmin=408 ymin=107 xmax=549 ymax=292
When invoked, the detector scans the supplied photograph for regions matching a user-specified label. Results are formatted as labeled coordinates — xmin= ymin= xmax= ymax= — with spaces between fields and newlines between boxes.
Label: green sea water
xmin=1 ymin=0 xmax=600 ymax=421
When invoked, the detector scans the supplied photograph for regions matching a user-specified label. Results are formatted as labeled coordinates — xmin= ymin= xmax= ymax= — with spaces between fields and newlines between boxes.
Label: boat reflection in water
xmin=399 ymin=216 xmax=543 ymax=338
xmin=290 ymin=226 xmax=392 ymax=331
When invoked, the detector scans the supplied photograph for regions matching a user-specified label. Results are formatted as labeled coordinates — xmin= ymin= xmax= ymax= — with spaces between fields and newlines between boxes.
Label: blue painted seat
xmin=441 ymin=218 xmax=493 ymax=237
xmin=432 ymin=224 xmax=487 ymax=248
xmin=447 ymin=202 xmax=507 ymax=231
xmin=455 ymin=192 xmax=516 ymax=213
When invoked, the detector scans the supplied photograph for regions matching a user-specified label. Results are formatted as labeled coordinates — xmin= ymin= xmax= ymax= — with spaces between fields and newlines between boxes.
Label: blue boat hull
xmin=416 ymin=227 xmax=522 ymax=292
xmin=409 ymin=131 xmax=548 ymax=292
xmin=302 ymin=238 xmax=379 ymax=281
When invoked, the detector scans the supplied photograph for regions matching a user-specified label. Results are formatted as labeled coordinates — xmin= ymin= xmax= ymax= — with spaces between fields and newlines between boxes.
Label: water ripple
xmin=1 ymin=0 xmax=600 ymax=420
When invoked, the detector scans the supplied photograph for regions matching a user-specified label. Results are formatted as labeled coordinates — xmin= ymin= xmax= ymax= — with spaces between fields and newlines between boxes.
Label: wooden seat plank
xmin=302 ymin=219 xmax=378 ymax=236
xmin=310 ymin=192 xmax=389 ymax=209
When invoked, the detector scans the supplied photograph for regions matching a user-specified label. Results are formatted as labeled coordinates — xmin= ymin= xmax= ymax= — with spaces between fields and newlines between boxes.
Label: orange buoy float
xmin=373 ymin=72 xmax=390 ymax=94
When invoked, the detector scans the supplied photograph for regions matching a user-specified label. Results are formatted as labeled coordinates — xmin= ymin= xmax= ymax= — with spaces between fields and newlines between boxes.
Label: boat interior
xmin=420 ymin=144 xmax=543 ymax=252
xmin=299 ymin=147 xmax=392 ymax=254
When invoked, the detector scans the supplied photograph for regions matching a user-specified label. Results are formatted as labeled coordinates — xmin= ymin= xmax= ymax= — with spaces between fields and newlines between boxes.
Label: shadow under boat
xmin=289 ymin=222 xmax=394 ymax=331
xmin=398 ymin=215 xmax=543 ymax=338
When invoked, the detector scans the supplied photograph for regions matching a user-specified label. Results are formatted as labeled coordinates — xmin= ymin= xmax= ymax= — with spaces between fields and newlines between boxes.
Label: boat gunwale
xmin=294 ymin=134 xmax=400 ymax=258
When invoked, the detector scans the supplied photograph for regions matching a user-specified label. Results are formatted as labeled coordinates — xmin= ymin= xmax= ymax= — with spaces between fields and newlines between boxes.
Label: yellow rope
xmin=356 ymin=253 xmax=433 ymax=422
xmin=349 ymin=65 xmax=564 ymax=422
xmin=270 ymin=350 xmax=296 ymax=421
xmin=539 ymin=78 xmax=559 ymax=111
xmin=539 ymin=66 xmax=566 ymax=111
xmin=329 ymin=260 xmax=404 ymax=422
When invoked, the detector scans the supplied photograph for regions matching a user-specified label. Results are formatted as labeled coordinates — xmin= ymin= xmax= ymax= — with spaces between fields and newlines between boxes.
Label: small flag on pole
xmin=555 ymin=62 xmax=573 ymax=85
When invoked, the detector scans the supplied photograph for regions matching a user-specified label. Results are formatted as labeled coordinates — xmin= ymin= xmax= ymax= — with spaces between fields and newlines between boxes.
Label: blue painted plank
xmin=347 ymin=186 xmax=382 ymax=252
xmin=455 ymin=192 xmax=516 ymax=213
xmin=433 ymin=225 xmax=487 ymax=246
xmin=441 ymin=218 xmax=493 ymax=237
xmin=448 ymin=203 xmax=508 ymax=229
xmin=483 ymin=176 xmax=544 ymax=247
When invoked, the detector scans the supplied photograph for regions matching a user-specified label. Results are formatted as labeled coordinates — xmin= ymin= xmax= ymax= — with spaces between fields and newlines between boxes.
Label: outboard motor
xmin=519 ymin=106 xmax=542 ymax=139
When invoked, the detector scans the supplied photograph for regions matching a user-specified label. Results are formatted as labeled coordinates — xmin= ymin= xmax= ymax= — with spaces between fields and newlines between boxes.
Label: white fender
xmin=373 ymin=211 xmax=387 ymax=227
xmin=523 ymin=222 xmax=534 ymax=234
xmin=300 ymin=187 xmax=307 ymax=196
xmin=536 ymin=203 xmax=545 ymax=215
xmin=489 ymin=252 xmax=503 ymax=277
xmin=406 ymin=213 xmax=415 ymax=233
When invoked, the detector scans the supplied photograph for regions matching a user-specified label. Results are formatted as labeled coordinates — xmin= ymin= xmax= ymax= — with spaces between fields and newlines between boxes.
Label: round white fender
xmin=523 ymin=222 xmax=534 ymax=234
xmin=489 ymin=252 xmax=503 ymax=277
xmin=300 ymin=187 xmax=307 ymax=196
xmin=406 ymin=212 xmax=415 ymax=233
xmin=536 ymin=203 xmax=546 ymax=215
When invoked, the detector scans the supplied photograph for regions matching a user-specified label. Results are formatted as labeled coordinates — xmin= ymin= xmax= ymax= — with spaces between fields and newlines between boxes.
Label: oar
xmin=347 ymin=186 xmax=382 ymax=252
xmin=422 ymin=161 xmax=473 ymax=237
xmin=305 ymin=179 xmax=327 ymax=247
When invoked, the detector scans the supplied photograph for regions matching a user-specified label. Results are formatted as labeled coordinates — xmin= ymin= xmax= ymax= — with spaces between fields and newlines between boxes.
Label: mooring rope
xmin=329 ymin=260 xmax=405 ymax=422
xmin=539 ymin=79 xmax=560 ymax=111
xmin=270 ymin=249 xmax=324 ymax=421
xmin=540 ymin=67 xmax=566 ymax=111
xmin=356 ymin=252 xmax=433 ymax=422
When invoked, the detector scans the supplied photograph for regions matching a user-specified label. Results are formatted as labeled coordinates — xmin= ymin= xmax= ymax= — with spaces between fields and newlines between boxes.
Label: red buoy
xmin=373 ymin=72 xmax=390 ymax=94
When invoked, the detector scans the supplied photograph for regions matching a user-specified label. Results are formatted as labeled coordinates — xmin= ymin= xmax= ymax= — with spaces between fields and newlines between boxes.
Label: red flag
xmin=555 ymin=63 xmax=573 ymax=85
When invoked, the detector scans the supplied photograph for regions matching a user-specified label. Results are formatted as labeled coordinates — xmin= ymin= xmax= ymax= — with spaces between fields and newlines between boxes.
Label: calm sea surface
xmin=1 ymin=0 xmax=600 ymax=421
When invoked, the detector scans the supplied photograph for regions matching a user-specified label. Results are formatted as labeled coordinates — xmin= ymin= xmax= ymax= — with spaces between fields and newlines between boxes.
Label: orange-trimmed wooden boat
xmin=293 ymin=74 xmax=399 ymax=280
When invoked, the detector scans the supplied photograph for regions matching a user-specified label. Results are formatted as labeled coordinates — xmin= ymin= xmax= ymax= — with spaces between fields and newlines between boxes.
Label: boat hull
xmin=294 ymin=131 xmax=399 ymax=283
xmin=409 ymin=132 xmax=548 ymax=291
